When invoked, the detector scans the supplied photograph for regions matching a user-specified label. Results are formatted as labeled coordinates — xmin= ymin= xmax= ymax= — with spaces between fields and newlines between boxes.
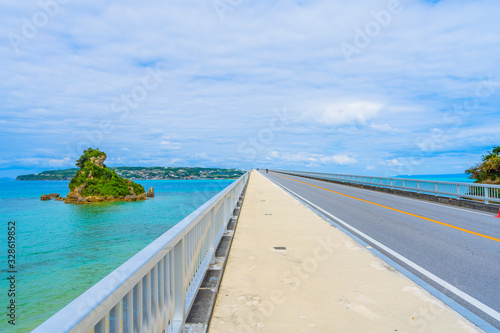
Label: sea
xmin=395 ymin=173 xmax=475 ymax=183
xmin=0 ymin=179 xmax=236 ymax=332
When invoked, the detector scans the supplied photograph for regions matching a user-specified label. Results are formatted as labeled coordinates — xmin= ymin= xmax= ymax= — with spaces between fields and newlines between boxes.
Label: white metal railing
xmin=33 ymin=172 xmax=249 ymax=333
xmin=272 ymin=170 xmax=500 ymax=204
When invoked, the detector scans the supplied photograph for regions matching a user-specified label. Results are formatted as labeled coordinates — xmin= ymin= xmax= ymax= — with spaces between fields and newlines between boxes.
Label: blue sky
xmin=1 ymin=0 xmax=499 ymax=178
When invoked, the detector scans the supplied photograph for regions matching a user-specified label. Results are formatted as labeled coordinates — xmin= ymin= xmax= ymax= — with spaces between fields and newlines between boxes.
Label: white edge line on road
xmin=266 ymin=175 xmax=500 ymax=323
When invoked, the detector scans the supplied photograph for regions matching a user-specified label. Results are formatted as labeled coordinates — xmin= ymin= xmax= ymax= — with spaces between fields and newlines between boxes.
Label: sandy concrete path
xmin=208 ymin=171 xmax=482 ymax=333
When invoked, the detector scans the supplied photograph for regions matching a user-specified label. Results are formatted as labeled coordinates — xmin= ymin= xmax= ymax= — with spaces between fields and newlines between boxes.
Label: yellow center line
xmin=271 ymin=172 xmax=500 ymax=243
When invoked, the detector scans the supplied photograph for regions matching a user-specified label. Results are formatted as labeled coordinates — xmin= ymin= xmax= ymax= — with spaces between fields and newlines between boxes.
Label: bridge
xmin=33 ymin=169 xmax=500 ymax=332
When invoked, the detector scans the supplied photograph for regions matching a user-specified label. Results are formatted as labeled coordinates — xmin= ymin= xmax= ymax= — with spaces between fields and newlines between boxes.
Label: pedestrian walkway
xmin=208 ymin=171 xmax=482 ymax=332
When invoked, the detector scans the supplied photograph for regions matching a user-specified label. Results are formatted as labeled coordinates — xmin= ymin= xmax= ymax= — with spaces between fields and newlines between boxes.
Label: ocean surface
xmin=0 ymin=179 xmax=236 ymax=332
xmin=395 ymin=173 xmax=475 ymax=183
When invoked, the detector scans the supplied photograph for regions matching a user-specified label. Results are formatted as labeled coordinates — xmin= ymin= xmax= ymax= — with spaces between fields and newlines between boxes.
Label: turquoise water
xmin=395 ymin=173 xmax=475 ymax=183
xmin=0 ymin=179 xmax=235 ymax=332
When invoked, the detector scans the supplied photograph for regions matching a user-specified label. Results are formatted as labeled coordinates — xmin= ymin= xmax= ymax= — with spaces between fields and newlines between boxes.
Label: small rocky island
xmin=42 ymin=148 xmax=154 ymax=204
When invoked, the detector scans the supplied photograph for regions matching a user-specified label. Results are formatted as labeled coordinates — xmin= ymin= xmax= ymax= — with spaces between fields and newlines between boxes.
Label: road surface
xmin=262 ymin=171 xmax=500 ymax=330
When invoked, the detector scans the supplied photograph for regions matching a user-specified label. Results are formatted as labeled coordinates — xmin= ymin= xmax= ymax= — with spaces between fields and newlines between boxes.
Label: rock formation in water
xmin=147 ymin=187 xmax=155 ymax=197
xmin=40 ymin=193 xmax=60 ymax=201
xmin=62 ymin=148 xmax=149 ymax=204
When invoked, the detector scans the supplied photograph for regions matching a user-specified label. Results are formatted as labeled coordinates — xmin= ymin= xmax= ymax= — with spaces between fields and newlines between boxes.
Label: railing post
xmin=133 ymin=280 xmax=143 ymax=333
xmin=434 ymin=182 xmax=438 ymax=196
xmin=110 ymin=303 xmax=120 ymax=333
xmin=485 ymin=185 xmax=490 ymax=204
xmin=173 ymin=240 xmax=185 ymax=330
xmin=94 ymin=317 xmax=107 ymax=333
xmin=142 ymin=272 xmax=152 ymax=333
xmin=151 ymin=265 xmax=159 ymax=333
xmin=390 ymin=179 xmax=393 ymax=189
xmin=123 ymin=291 xmax=134 ymax=333
xmin=158 ymin=258 xmax=165 ymax=332
xmin=223 ymin=196 xmax=227 ymax=223
xmin=417 ymin=181 xmax=420 ymax=194
xmin=209 ymin=208 xmax=216 ymax=263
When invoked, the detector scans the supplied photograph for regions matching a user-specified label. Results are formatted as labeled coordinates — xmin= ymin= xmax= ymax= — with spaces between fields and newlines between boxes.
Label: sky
xmin=1 ymin=0 xmax=499 ymax=178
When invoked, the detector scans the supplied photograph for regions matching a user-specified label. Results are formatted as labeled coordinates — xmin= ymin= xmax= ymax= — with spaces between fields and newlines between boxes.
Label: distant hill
xmin=16 ymin=169 xmax=78 ymax=180
xmin=17 ymin=167 xmax=245 ymax=180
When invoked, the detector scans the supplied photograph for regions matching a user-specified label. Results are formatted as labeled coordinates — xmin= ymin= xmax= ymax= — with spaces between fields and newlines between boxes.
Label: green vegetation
xmin=466 ymin=146 xmax=500 ymax=184
xmin=76 ymin=147 xmax=107 ymax=168
xmin=16 ymin=168 xmax=78 ymax=180
xmin=69 ymin=148 xmax=145 ymax=197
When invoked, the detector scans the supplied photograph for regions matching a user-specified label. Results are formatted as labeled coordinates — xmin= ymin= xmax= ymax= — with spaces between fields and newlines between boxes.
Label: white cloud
xmin=301 ymin=102 xmax=383 ymax=127
xmin=268 ymin=151 xmax=357 ymax=165
xmin=160 ymin=141 xmax=182 ymax=150
xmin=48 ymin=157 xmax=72 ymax=167
xmin=268 ymin=151 xmax=317 ymax=164
xmin=169 ymin=158 xmax=182 ymax=164
xmin=319 ymin=155 xmax=357 ymax=165
xmin=384 ymin=159 xmax=403 ymax=167
xmin=194 ymin=152 xmax=209 ymax=160
xmin=269 ymin=151 xmax=280 ymax=159
xmin=370 ymin=123 xmax=399 ymax=133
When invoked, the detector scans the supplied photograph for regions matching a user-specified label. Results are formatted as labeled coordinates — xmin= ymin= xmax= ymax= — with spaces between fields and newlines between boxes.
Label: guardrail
xmin=271 ymin=170 xmax=500 ymax=204
xmin=33 ymin=172 xmax=249 ymax=333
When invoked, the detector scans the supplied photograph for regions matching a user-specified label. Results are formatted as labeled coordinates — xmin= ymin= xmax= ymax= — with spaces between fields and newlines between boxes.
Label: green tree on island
xmin=75 ymin=147 xmax=108 ymax=168
xmin=466 ymin=146 xmax=500 ymax=184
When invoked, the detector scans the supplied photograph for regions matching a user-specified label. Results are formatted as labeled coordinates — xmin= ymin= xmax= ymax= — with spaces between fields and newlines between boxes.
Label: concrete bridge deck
xmin=208 ymin=171 xmax=483 ymax=332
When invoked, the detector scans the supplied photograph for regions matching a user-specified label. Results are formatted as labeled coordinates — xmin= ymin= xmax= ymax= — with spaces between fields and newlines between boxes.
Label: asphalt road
xmin=261 ymin=171 xmax=500 ymax=330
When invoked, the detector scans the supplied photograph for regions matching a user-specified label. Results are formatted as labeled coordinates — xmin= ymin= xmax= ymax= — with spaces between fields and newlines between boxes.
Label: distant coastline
xmin=16 ymin=167 xmax=245 ymax=181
